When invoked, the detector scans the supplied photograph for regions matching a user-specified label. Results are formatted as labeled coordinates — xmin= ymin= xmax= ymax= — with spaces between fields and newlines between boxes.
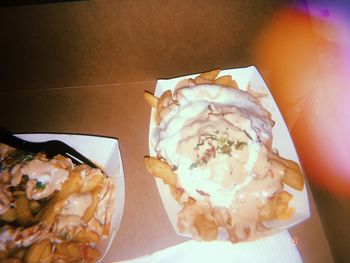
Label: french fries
xmin=269 ymin=152 xmax=304 ymax=191
xmin=73 ymin=229 xmax=100 ymax=243
xmin=13 ymin=249 xmax=26 ymax=261
xmin=82 ymin=186 xmax=102 ymax=223
xmin=29 ymin=200 xmax=41 ymax=214
xmin=83 ymin=246 xmax=101 ymax=263
xmin=169 ymin=185 xmax=183 ymax=202
xmin=14 ymin=195 xmax=33 ymax=226
xmin=156 ymin=90 xmax=175 ymax=124
xmin=53 ymin=242 xmax=101 ymax=263
xmin=259 ymin=197 xmax=278 ymax=221
xmin=0 ymin=208 xmax=16 ymax=223
xmin=0 ymin=145 xmax=115 ymax=263
xmin=145 ymin=68 xmax=306 ymax=242
xmin=276 ymin=207 xmax=296 ymax=220
xmin=194 ymin=214 xmax=218 ymax=241
xmin=144 ymin=91 xmax=158 ymax=108
xmin=40 ymin=199 xmax=65 ymax=226
xmin=55 ymin=173 xmax=83 ymax=201
xmin=1 ymin=257 xmax=21 ymax=263
xmin=192 ymin=68 xmax=238 ymax=89
xmin=63 ymin=243 xmax=81 ymax=259
xmin=0 ymin=251 xmax=8 ymax=260
xmin=193 ymin=76 xmax=214 ymax=85
xmin=259 ymin=190 xmax=295 ymax=221
xmin=277 ymin=190 xmax=293 ymax=204
xmin=144 ymin=69 xmax=241 ymax=126
xmin=81 ymin=172 xmax=104 ymax=193
xmin=282 ymin=167 xmax=304 ymax=191
xmin=196 ymin=68 xmax=221 ymax=81
xmin=144 ymin=157 xmax=177 ymax=185
xmin=214 ymin=75 xmax=238 ymax=89
xmin=54 ymin=242 xmax=82 ymax=261
xmin=276 ymin=203 xmax=288 ymax=217
xmin=24 ymin=239 xmax=52 ymax=263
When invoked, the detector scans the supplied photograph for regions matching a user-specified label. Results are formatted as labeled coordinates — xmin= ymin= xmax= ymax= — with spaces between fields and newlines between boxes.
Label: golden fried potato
xmin=54 ymin=242 xmax=81 ymax=260
xmin=269 ymin=153 xmax=304 ymax=191
xmin=13 ymin=190 xmax=25 ymax=197
xmin=0 ymin=251 xmax=8 ymax=260
xmin=157 ymin=90 xmax=173 ymax=109
xmin=54 ymin=242 xmax=100 ymax=263
xmin=144 ymin=157 xmax=177 ymax=185
xmin=155 ymin=90 xmax=175 ymax=125
xmin=282 ymin=167 xmax=304 ymax=191
xmin=24 ymin=239 xmax=51 ymax=263
xmin=144 ymin=91 xmax=158 ymax=108
xmin=1 ymin=258 xmax=22 ymax=263
xmin=287 ymin=161 xmax=301 ymax=174
xmin=261 ymin=190 xmax=295 ymax=221
xmin=270 ymin=152 xmax=302 ymax=173
xmin=276 ymin=203 xmax=288 ymax=217
xmin=73 ymin=229 xmax=100 ymax=243
xmin=40 ymin=200 xmax=65 ymax=226
xmin=13 ymin=248 xmax=26 ymax=260
xmin=32 ymin=207 xmax=44 ymax=224
xmin=156 ymin=90 xmax=175 ymax=120
xmin=277 ymin=191 xmax=293 ymax=204
xmin=82 ymin=186 xmax=102 ymax=223
xmin=66 ymin=244 xmax=82 ymax=260
xmin=211 ymin=206 xmax=231 ymax=227
xmin=83 ymin=246 xmax=101 ymax=263
xmin=29 ymin=200 xmax=41 ymax=213
xmin=194 ymin=214 xmax=218 ymax=241
xmin=81 ymin=172 xmax=104 ymax=193
xmin=55 ymin=173 xmax=83 ymax=201
xmin=40 ymin=241 xmax=53 ymax=262
xmin=197 ymin=68 xmax=221 ymax=81
xmin=169 ymin=185 xmax=183 ymax=202
xmin=15 ymin=195 xmax=33 ymax=226
xmin=259 ymin=198 xmax=278 ymax=220
xmin=215 ymin=75 xmax=238 ymax=89
xmin=193 ymin=76 xmax=214 ymax=85
xmin=0 ymin=208 xmax=16 ymax=222
xmin=53 ymin=243 xmax=66 ymax=255
xmin=276 ymin=207 xmax=296 ymax=220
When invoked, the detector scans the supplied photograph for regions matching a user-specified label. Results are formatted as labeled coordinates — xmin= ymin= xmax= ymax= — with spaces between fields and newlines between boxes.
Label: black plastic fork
xmin=0 ymin=127 xmax=98 ymax=168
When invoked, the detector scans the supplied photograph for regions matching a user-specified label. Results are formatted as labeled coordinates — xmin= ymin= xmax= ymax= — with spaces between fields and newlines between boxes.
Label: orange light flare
xmin=253 ymin=4 xmax=350 ymax=196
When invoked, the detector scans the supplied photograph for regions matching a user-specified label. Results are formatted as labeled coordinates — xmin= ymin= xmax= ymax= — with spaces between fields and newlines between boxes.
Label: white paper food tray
xmin=17 ymin=133 xmax=125 ymax=262
xmin=148 ymin=66 xmax=310 ymax=238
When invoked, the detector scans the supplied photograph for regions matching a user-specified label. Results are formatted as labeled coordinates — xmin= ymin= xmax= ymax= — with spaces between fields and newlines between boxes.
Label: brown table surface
xmin=0 ymin=82 xmax=333 ymax=263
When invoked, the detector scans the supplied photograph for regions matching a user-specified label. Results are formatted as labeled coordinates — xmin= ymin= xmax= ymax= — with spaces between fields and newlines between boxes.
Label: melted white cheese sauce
xmin=152 ymin=84 xmax=283 ymax=230
xmin=20 ymin=159 xmax=69 ymax=200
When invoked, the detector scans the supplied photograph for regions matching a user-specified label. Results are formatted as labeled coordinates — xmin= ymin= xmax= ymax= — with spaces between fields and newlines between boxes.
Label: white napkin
xmin=120 ymin=230 xmax=302 ymax=263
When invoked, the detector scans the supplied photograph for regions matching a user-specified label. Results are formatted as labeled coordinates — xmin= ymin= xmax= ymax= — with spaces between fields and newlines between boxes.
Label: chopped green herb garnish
xmin=235 ymin=141 xmax=247 ymax=150
xmin=190 ymin=131 xmax=248 ymax=169
xmin=36 ymin=181 xmax=46 ymax=190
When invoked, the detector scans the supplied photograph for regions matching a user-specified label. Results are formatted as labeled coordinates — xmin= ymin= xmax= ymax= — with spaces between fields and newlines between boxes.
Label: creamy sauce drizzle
xmin=153 ymin=84 xmax=286 ymax=240
xmin=20 ymin=159 xmax=69 ymax=200
xmin=61 ymin=193 xmax=93 ymax=217
xmin=0 ymin=147 xmax=115 ymax=253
